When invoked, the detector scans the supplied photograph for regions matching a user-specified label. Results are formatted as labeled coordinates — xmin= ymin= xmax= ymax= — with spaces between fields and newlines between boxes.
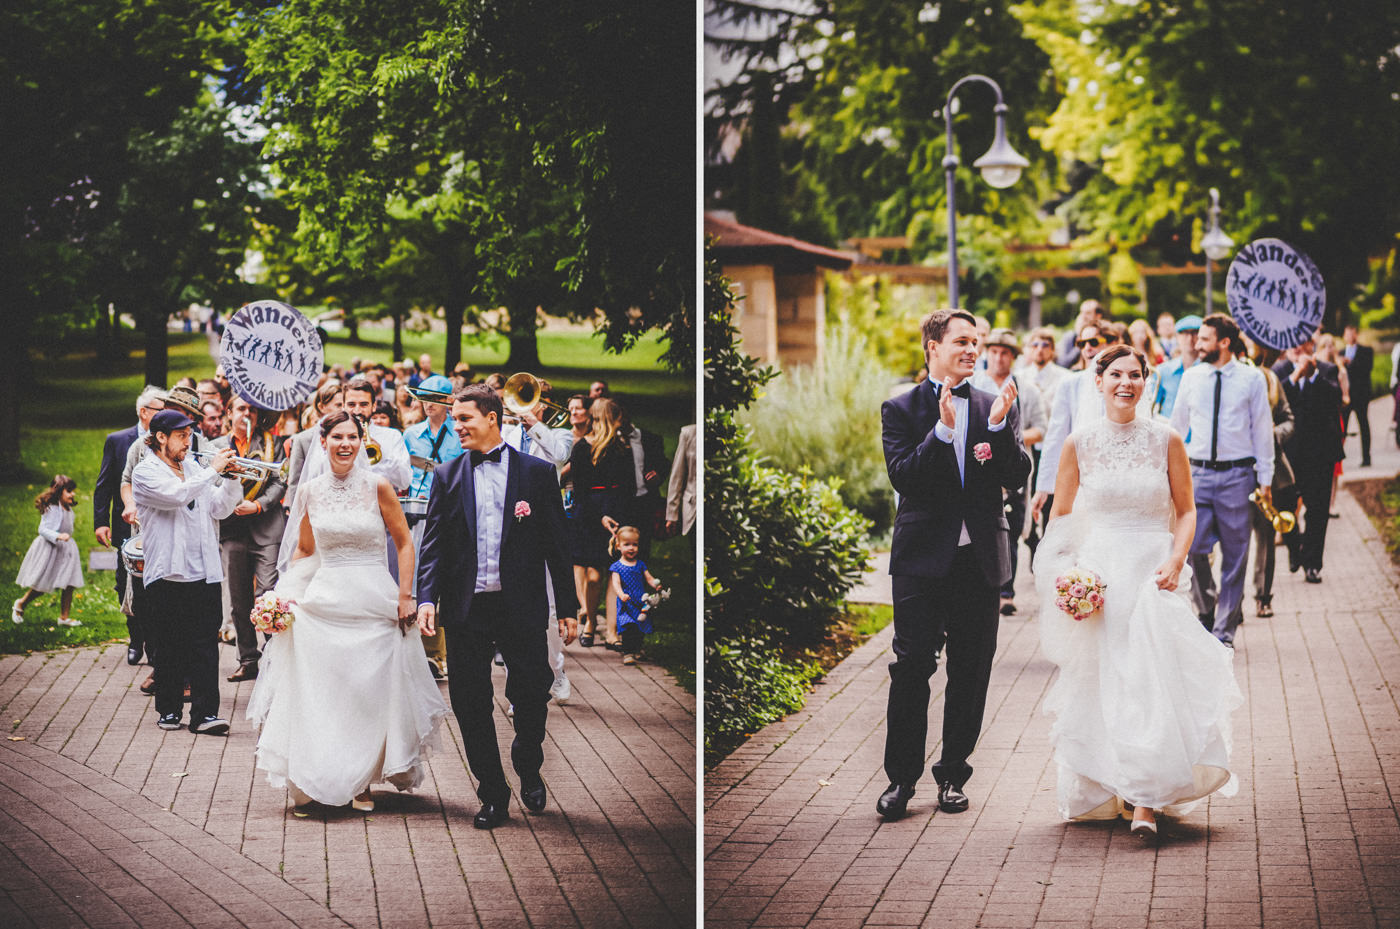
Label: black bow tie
xmin=470 ymin=446 xmax=504 ymax=467
xmin=937 ymin=381 xmax=972 ymax=399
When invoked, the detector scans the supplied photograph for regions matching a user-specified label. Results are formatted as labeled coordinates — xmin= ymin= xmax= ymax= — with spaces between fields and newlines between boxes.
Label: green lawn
xmin=5 ymin=328 xmax=695 ymax=692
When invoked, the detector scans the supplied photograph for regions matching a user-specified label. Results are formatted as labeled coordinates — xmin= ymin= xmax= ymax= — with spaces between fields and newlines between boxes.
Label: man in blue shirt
xmin=1154 ymin=315 xmax=1202 ymax=418
xmin=403 ymin=375 xmax=462 ymax=677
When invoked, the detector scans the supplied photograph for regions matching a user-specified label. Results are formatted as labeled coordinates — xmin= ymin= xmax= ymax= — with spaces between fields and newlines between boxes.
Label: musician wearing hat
xmin=403 ymin=374 xmax=464 ymax=679
xmin=131 ymin=409 xmax=243 ymax=735
xmin=119 ymin=384 xmax=214 ymax=517
xmin=1153 ymin=314 xmax=1202 ymax=418
xmin=211 ymin=395 xmax=288 ymax=682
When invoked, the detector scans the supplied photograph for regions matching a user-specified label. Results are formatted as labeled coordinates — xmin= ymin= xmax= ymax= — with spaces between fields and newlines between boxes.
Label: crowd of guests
xmin=914 ymin=299 xmax=1370 ymax=647
xmin=75 ymin=354 xmax=696 ymax=735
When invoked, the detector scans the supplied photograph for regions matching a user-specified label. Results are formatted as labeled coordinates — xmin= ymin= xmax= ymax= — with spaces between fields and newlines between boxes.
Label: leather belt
xmin=1189 ymin=457 xmax=1255 ymax=471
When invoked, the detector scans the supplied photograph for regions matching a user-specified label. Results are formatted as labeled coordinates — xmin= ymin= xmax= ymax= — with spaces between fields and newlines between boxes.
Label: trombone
xmin=502 ymin=372 xmax=569 ymax=429
xmin=190 ymin=450 xmax=290 ymax=484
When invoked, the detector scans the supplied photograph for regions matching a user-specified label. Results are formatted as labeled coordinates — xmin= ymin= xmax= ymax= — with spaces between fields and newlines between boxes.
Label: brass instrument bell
xmin=1250 ymin=489 xmax=1296 ymax=535
xmin=365 ymin=435 xmax=383 ymax=465
xmin=502 ymin=372 xmax=569 ymax=429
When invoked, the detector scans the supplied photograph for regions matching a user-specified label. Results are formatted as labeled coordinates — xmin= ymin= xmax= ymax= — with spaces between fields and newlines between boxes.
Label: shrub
xmin=704 ymin=635 xmax=821 ymax=765
xmin=739 ymin=322 xmax=896 ymax=533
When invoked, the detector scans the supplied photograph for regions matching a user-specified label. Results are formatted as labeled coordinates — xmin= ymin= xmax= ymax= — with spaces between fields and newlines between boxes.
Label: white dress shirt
xmin=503 ymin=421 xmax=574 ymax=473
xmin=930 ymin=378 xmax=1007 ymax=546
xmin=1170 ymin=359 xmax=1274 ymax=487
xmin=131 ymin=453 xmax=242 ymax=585
xmin=472 ymin=443 xmax=509 ymax=593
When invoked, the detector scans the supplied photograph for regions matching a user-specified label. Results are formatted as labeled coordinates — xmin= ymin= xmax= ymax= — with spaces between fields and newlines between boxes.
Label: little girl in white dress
xmin=13 ymin=474 xmax=86 ymax=626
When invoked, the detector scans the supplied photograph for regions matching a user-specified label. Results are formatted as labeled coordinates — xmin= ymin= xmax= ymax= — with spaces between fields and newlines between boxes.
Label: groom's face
xmin=928 ymin=318 xmax=980 ymax=382
xmin=452 ymin=399 xmax=500 ymax=451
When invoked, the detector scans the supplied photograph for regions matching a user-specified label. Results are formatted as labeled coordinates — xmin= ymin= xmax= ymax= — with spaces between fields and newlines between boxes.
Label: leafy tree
xmin=246 ymin=0 xmax=693 ymax=374
xmin=1017 ymin=0 xmax=1400 ymax=323
xmin=0 ymin=0 xmax=244 ymax=476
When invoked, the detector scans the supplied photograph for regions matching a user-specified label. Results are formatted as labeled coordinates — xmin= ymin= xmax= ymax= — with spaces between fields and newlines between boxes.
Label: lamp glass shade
xmin=1201 ymin=227 xmax=1234 ymax=261
xmin=972 ymin=116 xmax=1030 ymax=189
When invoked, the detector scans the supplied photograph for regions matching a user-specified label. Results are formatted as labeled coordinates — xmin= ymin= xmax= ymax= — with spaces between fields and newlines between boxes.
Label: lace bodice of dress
xmin=303 ymin=469 xmax=387 ymax=566
xmin=1072 ymin=417 xmax=1173 ymax=530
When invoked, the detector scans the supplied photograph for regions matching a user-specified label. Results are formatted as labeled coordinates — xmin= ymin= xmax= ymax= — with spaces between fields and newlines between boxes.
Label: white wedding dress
xmin=247 ymin=468 xmax=449 ymax=806
xmin=1035 ymin=416 xmax=1243 ymax=820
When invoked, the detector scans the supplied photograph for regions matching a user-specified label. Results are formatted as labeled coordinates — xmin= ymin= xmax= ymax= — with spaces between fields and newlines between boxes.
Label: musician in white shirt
xmin=131 ymin=410 xmax=242 ymax=735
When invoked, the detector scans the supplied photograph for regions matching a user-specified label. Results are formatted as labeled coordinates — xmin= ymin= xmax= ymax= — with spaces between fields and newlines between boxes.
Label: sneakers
xmin=190 ymin=716 xmax=230 ymax=735
xmin=621 ymin=654 xmax=636 ymax=665
xmin=549 ymin=677 xmax=571 ymax=705
xmin=426 ymin=658 xmax=446 ymax=680
xmin=56 ymin=617 xmax=82 ymax=627
xmin=156 ymin=713 xmax=182 ymax=730
xmin=10 ymin=600 xmax=22 ymax=624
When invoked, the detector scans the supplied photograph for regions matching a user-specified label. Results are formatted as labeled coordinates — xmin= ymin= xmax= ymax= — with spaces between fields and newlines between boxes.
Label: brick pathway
xmin=0 ymin=639 xmax=695 ymax=928
xmin=705 ymin=402 xmax=1400 ymax=928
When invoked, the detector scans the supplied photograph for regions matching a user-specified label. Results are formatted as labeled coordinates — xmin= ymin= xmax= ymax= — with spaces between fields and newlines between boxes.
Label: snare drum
xmin=399 ymin=496 xmax=430 ymax=518
xmin=120 ymin=534 xmax=145 ymax=579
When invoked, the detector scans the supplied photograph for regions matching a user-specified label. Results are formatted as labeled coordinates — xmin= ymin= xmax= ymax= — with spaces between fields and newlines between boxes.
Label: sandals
xmin=11 ymin=600 xmax=23 ymax=624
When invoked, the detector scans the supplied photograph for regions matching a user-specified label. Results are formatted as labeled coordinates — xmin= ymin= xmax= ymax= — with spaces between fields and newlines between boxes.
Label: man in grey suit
xmin=212 ymin=396 xmax=287 ymax=681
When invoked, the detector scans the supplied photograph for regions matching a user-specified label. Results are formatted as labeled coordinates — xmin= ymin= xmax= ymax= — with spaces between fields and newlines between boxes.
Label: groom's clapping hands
xmin=939 ymin=377 xmax=959 ymax=428
xmin=989 ymin=377 xmax=1018 ymax=426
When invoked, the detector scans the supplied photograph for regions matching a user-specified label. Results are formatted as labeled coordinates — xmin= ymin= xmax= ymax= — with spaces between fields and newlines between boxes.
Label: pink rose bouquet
xmin=1052 ymin=569 xmax=1106 ymax=621
xmin=251 ymin=592 xmax=295 ymax=634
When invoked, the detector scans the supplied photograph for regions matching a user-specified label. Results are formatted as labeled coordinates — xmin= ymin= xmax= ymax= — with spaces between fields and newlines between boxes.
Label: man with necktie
xmin=1169 ymin=314 xmax=1274 ymax=646
xmin=1342 ymin=324 xmax=1374 ymax=467
xmin=1273 ymin=336 xmax=1346 ymax=583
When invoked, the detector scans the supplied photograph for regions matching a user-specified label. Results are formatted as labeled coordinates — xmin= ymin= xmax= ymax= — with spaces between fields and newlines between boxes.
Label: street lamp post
xmin=942 ymin=74 xmax=1030 ymax=310
xmin=1200 ymin=187 xmax=1234 ymax=314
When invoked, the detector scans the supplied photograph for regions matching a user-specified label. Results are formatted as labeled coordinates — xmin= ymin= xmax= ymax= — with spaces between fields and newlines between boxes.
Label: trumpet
xmin=1250 ymin=489 xmax=1297 ymax=534
xmin=502 ymin=372 xmax=569 ymax=429
xmin=365 ymin=436 xmax=382 ymax=465
xmin=190 ymin=450 xmax=290 ymax=484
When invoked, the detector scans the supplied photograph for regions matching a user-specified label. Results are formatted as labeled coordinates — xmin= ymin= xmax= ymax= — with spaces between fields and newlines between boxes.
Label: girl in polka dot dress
xmin=608 ymin=526 xmax=662 ymax=665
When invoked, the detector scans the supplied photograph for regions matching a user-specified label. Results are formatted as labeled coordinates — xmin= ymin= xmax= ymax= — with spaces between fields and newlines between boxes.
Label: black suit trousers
xmin=445 ymin=591 xmax=553 ymax=805
xmin=143 ymin=580 xmax=221 ymax=721
xmin=1344 ymin=395 xmax=1371 ymax=461
xmin=885 ymin=546 xmax=1000 ymax=789
xmin=1279 ymin=463 xmax=1333 ymax=571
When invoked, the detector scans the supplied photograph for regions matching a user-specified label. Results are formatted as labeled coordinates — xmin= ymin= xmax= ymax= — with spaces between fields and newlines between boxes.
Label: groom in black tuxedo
xmin=878 ymin=309 xmax=1031 ymax=820
xmin=417 ymin=384 xmax=579 ymax=829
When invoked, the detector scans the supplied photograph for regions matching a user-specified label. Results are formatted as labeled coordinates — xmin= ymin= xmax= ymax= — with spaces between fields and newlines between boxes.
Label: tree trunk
xmin=143 ymin=311 xmax=169 ymax=387
xmin=391 ymin=309 xmax=404 ymax=361
xmin=94 ymin=301 xmax=116 ymax=370
xmin=345 ymin=310 xmax=360 ymax=343
xmin=0 ymin=328 xmax=24 ymax=481
xmin=504 ymin=304 xmax=541 ymax=371
xmin=443 ymin=302 xmax=463 ymax=373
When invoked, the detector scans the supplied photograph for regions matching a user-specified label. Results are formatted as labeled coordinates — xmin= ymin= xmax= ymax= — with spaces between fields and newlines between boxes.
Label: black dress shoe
xmin=876 ymin=782 xmax=915 ymax=820
xmin=227 ymin=663 xmax=258 ymax=682
xmin=520 ymin=778 xmax=547 ymax=813
xmin=1305 ymin=568 xmax=1322 ymax=584
xmin=473 ymin=802 xmax=510 ymax=830
xmin=1288 ymin=552 xmax=1301 ymax=573
xmin=127 ymin=646 xmax=142 ymax=666
xmin=938 ymin=782 xmax=969 ymax=814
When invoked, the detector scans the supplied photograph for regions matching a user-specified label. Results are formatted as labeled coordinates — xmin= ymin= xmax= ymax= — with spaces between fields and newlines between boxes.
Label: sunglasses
xmin=1076 ymin=337 xmax=1104 ymax=348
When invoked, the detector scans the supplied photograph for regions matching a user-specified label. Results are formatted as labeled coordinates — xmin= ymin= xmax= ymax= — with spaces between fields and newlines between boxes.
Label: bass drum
xmin=120 ymin=534 xmax=145 ymax=579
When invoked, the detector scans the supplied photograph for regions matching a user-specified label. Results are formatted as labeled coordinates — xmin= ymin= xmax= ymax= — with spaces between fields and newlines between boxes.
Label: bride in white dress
xmin=247 ymin=411 xmax=449 ymax=811
xmin=1036 ymin=344 xmax=1243 ymax=838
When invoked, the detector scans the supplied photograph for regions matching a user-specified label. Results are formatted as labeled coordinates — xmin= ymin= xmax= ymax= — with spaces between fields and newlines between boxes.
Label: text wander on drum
xmin=220 ymin=301 xmax=324 ymax=410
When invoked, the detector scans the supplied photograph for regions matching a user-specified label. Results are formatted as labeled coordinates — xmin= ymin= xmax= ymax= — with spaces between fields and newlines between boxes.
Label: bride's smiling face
xmin=322 ymin=419 xmax=363 ymax=472
xmin=1096 ymin=354 xmax=1146 ymax=412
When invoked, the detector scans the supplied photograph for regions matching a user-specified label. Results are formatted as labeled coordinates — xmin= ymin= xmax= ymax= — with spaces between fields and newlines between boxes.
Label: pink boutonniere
xmin=973 ymin=442 xmax=992 ymax=464
xmin=514 ymin=500 xmax=531 ymax=522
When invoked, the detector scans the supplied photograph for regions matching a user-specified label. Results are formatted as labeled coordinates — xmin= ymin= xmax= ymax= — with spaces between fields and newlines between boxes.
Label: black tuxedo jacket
xmin=882 ymin=378 xmax=1032 ymax=586
xmin=1272 ymin=359 xmax=1344 ymax=469
xmin=94 ymin=425 xmax=139 ymax=542
xmin=417 ymin=445 xmax=578 ymax=630
xmin=1345 ymin=344 xmax=1374 ymax=402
